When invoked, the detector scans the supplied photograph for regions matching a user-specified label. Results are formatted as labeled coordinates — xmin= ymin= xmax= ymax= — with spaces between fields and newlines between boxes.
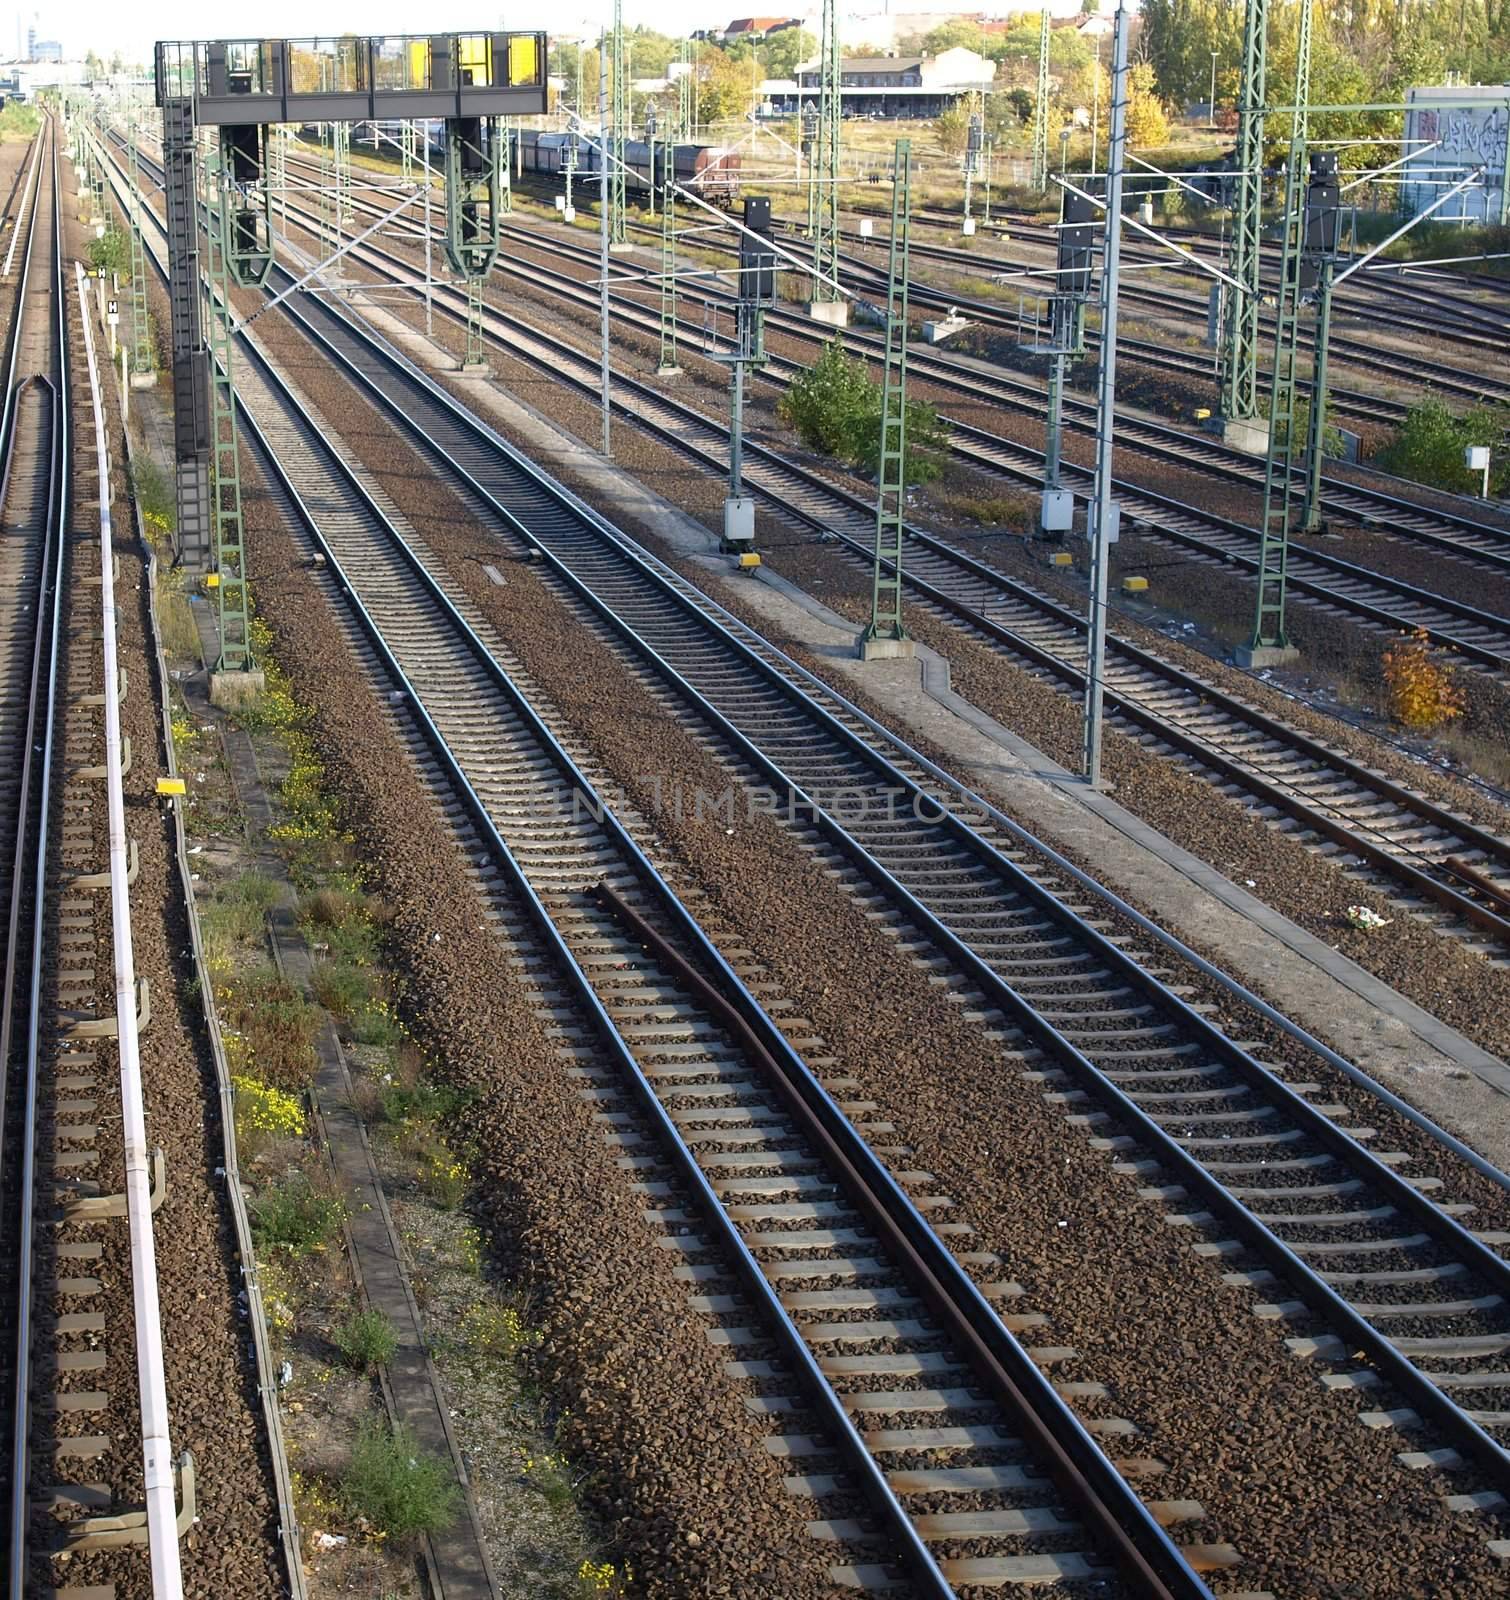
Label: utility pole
xmin=126 ymin=111 xmax=154 ymax=383
xmin=1031 ymin=7 xmax=1051 ymax=191
xmin=811 ymin=0 xmax=846 ymax=323
xmin=1299 ymin=246 xmax=1336 ymax=535
xmin=599 ymin=42 xmax=612 ymax=456
xmin=203 ymin=139 xmax=254 ymax=674
xmin=963 ymin=109 xmax=982 ymax=234
xmin=610 ymin=0 xmax=627 ymax=248
xmin=1083 ymin=1 xmax=1129 ymax=789
xmin=1037 ymin=187 xmax=1094 ymax=537
xmin=1218 ymin=0 xmax=1268 ymax=448
xmin=715 ymin=197 xmax=775 ymax=551
xmin=859 ymin=140 xmax=914 ymax=661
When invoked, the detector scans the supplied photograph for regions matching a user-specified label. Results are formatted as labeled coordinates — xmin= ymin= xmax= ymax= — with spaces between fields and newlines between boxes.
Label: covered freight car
xmin=517 ymin=128 xmax=740 ymax=206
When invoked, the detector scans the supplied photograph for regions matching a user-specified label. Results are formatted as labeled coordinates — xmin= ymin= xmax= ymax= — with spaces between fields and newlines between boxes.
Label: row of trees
xmin=1142 ymin=0 xmax=1510 ymax=138
xmin=548 ymin=27 xmax=816 ymax=131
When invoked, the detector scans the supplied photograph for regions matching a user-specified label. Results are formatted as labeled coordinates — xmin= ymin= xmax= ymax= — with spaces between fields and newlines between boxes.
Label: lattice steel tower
xmin=1219 ymin=0 xmax=1268 ymax=434
xmin=1030 ymin=8 xmax=1051 ymax=191
xmin=811 ymin=0 xmax=842 ymax=316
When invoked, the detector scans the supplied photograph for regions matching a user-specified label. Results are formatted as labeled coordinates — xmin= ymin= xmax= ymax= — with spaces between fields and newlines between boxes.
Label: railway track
xmin=95 ymin=129 xmax=1510 ymax=949
xmin=907 ymin=200 xmax=1510 ymax=351
xmin=0 ymin=118 xmax=74 ymax=1593
xmin=235 ymin=236 xmax=1510 ymax=1576
xmin=132 ymin=136 xmax=1510 ymax=578
xmin=488 ymin=216 xmax=1510 ymax=582
xmin=257 ymin=227 xmax=1510 ymax=943
xmin=2 ymin=119 xmax=188 ymax=1600
xmin=252 ymin=153 xmax=1510 ymax=654
xmin=103 ymin=116 xmax=1510 ymax=1582
xmin=228 ymin=290 xmax=1227 ymax=1598
xmin=824 ymin=212 xmax=1510 ymax=409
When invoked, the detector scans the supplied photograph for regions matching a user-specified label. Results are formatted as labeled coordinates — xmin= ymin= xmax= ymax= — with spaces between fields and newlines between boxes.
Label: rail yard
xmin=3 ymin=10 xmax=1510 ymax=1600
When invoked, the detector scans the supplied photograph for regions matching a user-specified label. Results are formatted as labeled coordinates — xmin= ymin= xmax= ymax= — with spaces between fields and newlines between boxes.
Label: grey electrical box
xmin=724 ymin=496 xmax=755 ymax=543
xmin=1040 ymin=488 xmax=1074 ymax=533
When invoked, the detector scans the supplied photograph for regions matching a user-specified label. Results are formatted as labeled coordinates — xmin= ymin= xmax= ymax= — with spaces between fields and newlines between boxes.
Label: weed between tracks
xmin=148 ymin=570 xmax=609 ymax=1595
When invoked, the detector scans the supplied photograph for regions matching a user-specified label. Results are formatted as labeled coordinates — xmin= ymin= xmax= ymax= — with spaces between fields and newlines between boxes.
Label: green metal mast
xmin=1244 ymin=0 xmax=1312 ymax=662
xmin=127 ymin=113 xmax=153 ymax=380
xmin=862 ymin=140 xmax=912 ymax=651
xmin=1031 ymin=8 xmax=1051 ymax=191
xmin=812 ymin=0 xmax=842 ymax=310
xmin=333 ymin=119 xmax=352 ymax=257
xmin=204 ymin=141 xmax=253 ymax=672
xmin=499 ymin=118 xmax=513 ymax=215
xmin=1219 ymin=0 xmax=1268 ymax=428
xmin=658 ymin=155 xmax=679 ymax=374
xmin=610 ymin=0 xmax=627 ymax=247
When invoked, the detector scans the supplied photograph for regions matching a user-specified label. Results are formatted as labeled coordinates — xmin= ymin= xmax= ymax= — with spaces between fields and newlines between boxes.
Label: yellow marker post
xmin=156 ymin=777 xmax=187 ymax=797
xmin=739 ymin=552 xmax=762 ymax=571
xmin=204 ymin=573 xmax=220 ymax=588
xmin=1194 ymin=407 xmax=1211 ymax=421
xmin=1122 ymin=575 xmax=1149 ymax=593
xmin=1048 ymin=550 xmax=1073 ymax=568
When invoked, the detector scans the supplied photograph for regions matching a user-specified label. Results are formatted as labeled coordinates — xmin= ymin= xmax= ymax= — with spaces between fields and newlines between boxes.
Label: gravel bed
xmin=440 ymin=219 xmax=1510 ymax=759
xmin=480 ymin=213 xmax=1510 ymax=621
xmin=243 ymin=292 xmax=1510 ymax=1594
xmin=235 ymin=469 xmax=838 ymax=1600
xmin=306 ymin=230 xmax=1510 ymax=1068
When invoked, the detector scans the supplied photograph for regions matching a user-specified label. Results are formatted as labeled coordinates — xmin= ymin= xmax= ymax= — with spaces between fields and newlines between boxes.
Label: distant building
xmin=1401 ymin=84 xmax=1509 ymax=225
xmin=784 ymin=44 xmax=995 ymax=117
xmin=722 ymin=17 xmax=802 ymax=39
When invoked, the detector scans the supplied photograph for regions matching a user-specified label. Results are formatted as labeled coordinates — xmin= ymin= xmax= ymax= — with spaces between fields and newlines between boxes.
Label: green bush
xmin=779 ymin=336 xmax=946 ymax=485
xmin=342 ymin=1418 xmax=460 ymax=1543
xmin=1374 ymin=397 xmax=1510 ymax=497
xmin=87 ymin=225 xmax=129 ymax=277
xmin=129 ymin=456 xmax=175 ymax=534
xmin=250 ymin=1173 xmax=346 ymax=1255
xmin=779 ymin=337 xmax=874 ymax=457
xmin=377 ymin=1077 xmax=471 ymax=1127
xmin=333 ymin=1306 xmax=400 ymax=1372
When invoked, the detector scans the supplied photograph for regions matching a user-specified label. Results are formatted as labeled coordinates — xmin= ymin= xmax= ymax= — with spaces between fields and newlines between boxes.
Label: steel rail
xmin=4 ymin=119 xmax=67 ymax=1600
xmin=102 ymin=126 xmax=1510 ymax=1219
xmin=237 ymin=273 xmax=1510 ymax=1498
xmin=98 ymin=123 xmax=1510 ymax=1155
xmin=263 ymin=184 xmax=1510 ymax=667
xmin=243 ymin=238 xmax=1510 ymax=942
xmin=72 ymin=257 xmax=185 ymax=1598
xmin=228 ymin=316 xmax=1215 ymax=1599
xmin=259 ymin=154 xmax=1510 ymax=561
xmin=127 ymin=130 xmax=1510 ymax=582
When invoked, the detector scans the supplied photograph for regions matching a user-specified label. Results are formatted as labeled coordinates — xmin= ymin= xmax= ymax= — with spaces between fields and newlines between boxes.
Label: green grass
xmin=250 ymin=1172 xmax=347 ymax=1256
xmin=333 ymin=1306 xmax=400 ymax=1373
xmin=342 ymin=1418 xmax=460 ymax=1543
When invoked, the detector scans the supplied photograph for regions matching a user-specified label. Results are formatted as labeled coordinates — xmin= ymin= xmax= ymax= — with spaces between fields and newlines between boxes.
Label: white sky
xmin=1 ymin=4 xmax=819 ymax=64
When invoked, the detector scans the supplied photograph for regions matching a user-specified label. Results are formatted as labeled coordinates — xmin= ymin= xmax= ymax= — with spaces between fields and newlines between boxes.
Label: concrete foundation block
xmin=1221 ymin=416 xmax=1271 ymax=455
xmin=128 ymin=371 xmax=158 ymax=390
xmin=857 ymin=632 xmax=916 ymax=661
xmin=809 ymin=298 xmax=850 ymax=328
xmin=459 ymin=360 xmax=491 ymax=376
xmin=209 ymin=669 xmax=266 ymax=710
xmin=1235 ymin=643 xmax=1300 ymax=669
